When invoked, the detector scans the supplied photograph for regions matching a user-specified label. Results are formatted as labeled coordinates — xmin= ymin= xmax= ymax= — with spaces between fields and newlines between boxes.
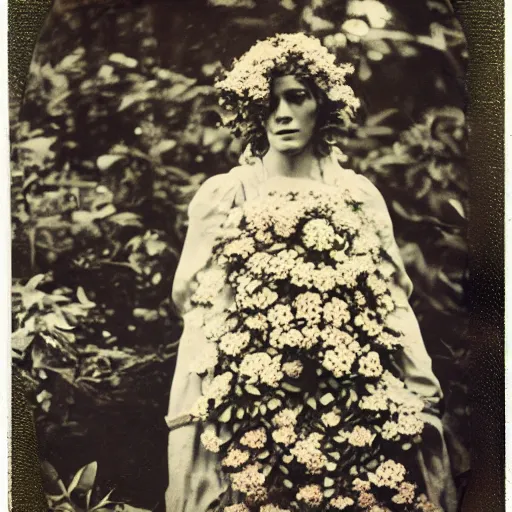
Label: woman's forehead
xmin=271 ymin=75 xmax=309 ymax=94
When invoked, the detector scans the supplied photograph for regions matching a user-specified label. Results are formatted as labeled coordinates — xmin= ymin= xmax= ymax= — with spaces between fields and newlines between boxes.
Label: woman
xmin=165 ymin=33 xmax=456 ymax=512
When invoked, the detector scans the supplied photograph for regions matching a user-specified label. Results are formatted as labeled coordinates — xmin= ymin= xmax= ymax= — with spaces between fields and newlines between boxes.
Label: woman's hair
xmin=215 ymin=33 xmax=360 ymax=157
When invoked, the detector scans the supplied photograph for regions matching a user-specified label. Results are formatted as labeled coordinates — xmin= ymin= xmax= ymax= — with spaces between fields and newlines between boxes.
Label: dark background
xmin=8 ymin=0 xmax=503 ymax=511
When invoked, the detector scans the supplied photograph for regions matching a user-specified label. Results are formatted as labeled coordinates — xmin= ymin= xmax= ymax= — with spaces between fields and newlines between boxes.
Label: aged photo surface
xmin=10 ymin=1 xmax=470 ymax=511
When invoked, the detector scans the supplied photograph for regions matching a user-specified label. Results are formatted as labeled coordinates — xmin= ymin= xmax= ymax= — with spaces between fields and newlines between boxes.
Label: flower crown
xmin=215 ymin=33 xmax=361 ymax=138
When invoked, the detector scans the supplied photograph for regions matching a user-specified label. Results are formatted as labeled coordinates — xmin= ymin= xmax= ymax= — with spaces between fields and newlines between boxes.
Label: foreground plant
xmin=42 ymin=461 xmax=150 ymax=512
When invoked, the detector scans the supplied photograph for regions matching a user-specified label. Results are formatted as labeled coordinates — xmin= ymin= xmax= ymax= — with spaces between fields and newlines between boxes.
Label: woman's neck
xmin=261 ymin=146 xmax=321 ymax=179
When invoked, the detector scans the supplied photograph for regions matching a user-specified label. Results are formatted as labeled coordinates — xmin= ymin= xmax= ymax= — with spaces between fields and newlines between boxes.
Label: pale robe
xmin=164 ymin=152 xmax=457 ymax=512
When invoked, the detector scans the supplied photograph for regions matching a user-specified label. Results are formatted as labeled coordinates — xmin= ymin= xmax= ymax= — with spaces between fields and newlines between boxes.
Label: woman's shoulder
xmin=326 ymin=151 xmax=386 ymax=206
xmin=188 ymin=163 xmax=259 ymax=219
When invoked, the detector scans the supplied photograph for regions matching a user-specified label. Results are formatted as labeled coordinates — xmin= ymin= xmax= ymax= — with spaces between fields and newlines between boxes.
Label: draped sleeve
xmin=172 ymin=170 xmax=246 ymax=316
xmin=165 ymin=170 xmax=247 ymax=512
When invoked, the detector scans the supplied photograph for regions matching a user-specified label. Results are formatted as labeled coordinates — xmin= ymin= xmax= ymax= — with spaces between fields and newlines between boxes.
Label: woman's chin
xmin=271 ymin=142 xmax=310 ymax=156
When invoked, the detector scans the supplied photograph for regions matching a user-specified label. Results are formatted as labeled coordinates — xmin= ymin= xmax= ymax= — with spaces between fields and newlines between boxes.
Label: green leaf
xmin=41 ymin=461 xmax=67 ymax=497
xmin=282 ymin=382 xmax=301 ymax=393
xmin=402 ymin=443 xmax=412 ymax=451
xmin=279 ymin=465 xmax=289 ymax=475
xmin=267 ymin=398 xmax=281 ymax=410
xmin=236 ymin=408 xmax=245 ymax=420
xmin=68 ymin=461 xmax=97 ymax=495
xmin=326 ymin=461 xmax=337 ymax=472
xmin=307 ymin=397 xmax=317 ymax=409
xmin=323 ymin=488 xmax=336 ymax=498
xmin=320 ymin=393 xmax=335 ymax=406
xmin=324 ymin=477 xmax=335 ymax=487
xmin=283 ymin=480 xmax=293 ymax=489
xmin=257 ymin=451 xmax=270 ymax=460
xmin=245 ymin=384 xmax=261 ymax=396
xmin=219 ymin=407 xmax=232 ymax=423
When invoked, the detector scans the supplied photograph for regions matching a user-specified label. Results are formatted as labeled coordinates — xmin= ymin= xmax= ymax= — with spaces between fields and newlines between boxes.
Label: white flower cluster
xmin=200 ymin=425 xmax=222 ymax=453
xmin=189 ymin=341 xmax=219 ymax=374
xmin=296 ymin=484 xmax=323 ymax=506
xmin=230 ymin=464 xmax=266 ymax=497
xmin=302 ymin=218 xmax=336 ymax=251
xmin=323 ymin=297 xmax=351 ymax=327
xmin=216 ymin=33 xmax=360 ymax=115
xmin=294 ymin=292 xmax=323 ymax=325
xmin=240 ymin=428 xmax=267 ymax=449
xmin=192 ymin=267 xmax=227 ymax=305
xmin=240 ymin=353 xmax=284 ymax=387
xmin=329 ymin=496 xmax=355 ymax=510
xmin=219 ymin=331 xmax=251 ymax=356
xmin=368 ymin=460 xmax=407 ymax=489
xmin=290 ymin=434 xmax=327 ymax=474
xmin=222 ymin=448 xmax=250 ymax=468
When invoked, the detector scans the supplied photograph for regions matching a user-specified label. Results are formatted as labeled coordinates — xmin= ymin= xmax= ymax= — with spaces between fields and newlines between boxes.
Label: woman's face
xmin=265 ymin=75 xmax=318 ymax=156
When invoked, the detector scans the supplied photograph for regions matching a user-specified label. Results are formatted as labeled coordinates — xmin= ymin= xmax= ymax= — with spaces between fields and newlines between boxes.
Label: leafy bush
xmin=11 ymin=0 xmax=470 ymax=506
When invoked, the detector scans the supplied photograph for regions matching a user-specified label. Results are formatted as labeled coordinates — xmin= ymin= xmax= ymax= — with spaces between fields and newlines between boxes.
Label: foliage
xmin=42 ymin=460 xmax=150 ymax=512
xmin=11 ymin=0 xmax=469 ymax=507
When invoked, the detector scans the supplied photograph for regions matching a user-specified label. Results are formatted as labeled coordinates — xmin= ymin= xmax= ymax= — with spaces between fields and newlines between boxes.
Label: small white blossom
xmin=302 ymin=218 xmax=336 ymax=250
xmin=222 ymin=448 xmax=250 ymax=468
xmin=224 ymin=504 xmax=250 ymax=512
xmin=200 ymin=425 xmax=222 ymax=453
xmin=189 ymin=342 xmax=218 ymax=374
xmin=223 ymin=236 xmax=255 ymax=260
xmin=368 ymin=460 xmax=407 ymax=489
xmin=296 ymin=484 xmax=323 ymax=507
xmin=240 ymin=353 xmax=283 ymax=387
xmin=347 ymin=425 xmax=376 ymax=447
xmin=273 ymin=408 xmax=299 ymax=427
xmin=240 ymin=428 xmax=267 ymax=449
xmin=358 ymin=351 xmax=384 ymax=377
xmin=382 ymin=421 xmax=400 ymax=440
xmin=294 ymin=292 xmax=323 ymax=325
xmin=245 ymin=313 xmax=269 ymax=332
xmin=219 ymin=331 xmax=250 ymax=356
xmin=323 ymin=346 xmax=356 ymax=377
xmin=282 ymin=360 xmax=303 ymax=378
xmin=329 ymin=496 xmax=355 ymax=510
xmin=290 ymin=435 xmax=328 ymax=474
xmin=272 ymin=426 xmax=297 ymax=446
xmin=324 ymin=297 xmax=351 ymax=327
xmin=392 ymin=481 xmax=417 ymax=505
xmin=230 ymin=464 xmax=266 ymax=496
xmin=321 ymin=411 xmax=341 ymax=427
xmin=268 ymin=304 xmax=294 ymax=330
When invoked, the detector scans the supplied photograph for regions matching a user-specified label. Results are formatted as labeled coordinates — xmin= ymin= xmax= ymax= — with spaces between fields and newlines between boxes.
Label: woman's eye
xmin=287 ymin=92 xmax=308 ymax=104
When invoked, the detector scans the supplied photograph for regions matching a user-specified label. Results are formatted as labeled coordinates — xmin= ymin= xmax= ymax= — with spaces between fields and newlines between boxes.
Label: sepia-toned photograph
xmin=10 ymin=1 xmax=472 ymax=511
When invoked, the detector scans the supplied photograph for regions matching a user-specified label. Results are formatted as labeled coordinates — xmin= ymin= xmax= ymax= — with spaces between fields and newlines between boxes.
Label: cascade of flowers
xmin=187 ymin=184 xmax=441 ymax=512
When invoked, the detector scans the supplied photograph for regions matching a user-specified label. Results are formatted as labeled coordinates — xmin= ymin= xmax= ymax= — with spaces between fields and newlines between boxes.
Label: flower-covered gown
xmin=164 ymin=153 xmax=457 ymax=512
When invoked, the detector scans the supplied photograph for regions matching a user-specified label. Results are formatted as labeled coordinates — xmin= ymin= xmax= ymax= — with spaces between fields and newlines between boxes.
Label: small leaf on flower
xmin=283 ymin=479 xmax=293 ymax=489
xmin=219 ymin=406 xmax=232 ymax=423
xmin=259 ymin=404 xmax=267 ymax=415
xmin=324 ymin=477 xmax=335 ymax=487
xmin=262 ymin=464 xmax=272 ymax=476
xmin=283 ymin=454 xmax=294 ymax=464
xmin=349 ymin=465 xmax=359 ymax=476
xmin=320 ymin=393 xmax=335 ymax=406
xmin=323 ymin=488 xmax=336 ymax=498
xmin=236 ymin=408 xmax=245 ymax=420
xmin=329 ymin=451 xmax=341 ymax=460
xmin=282 ymin=382 xmax=301 ymax=393
xmin=279 ymin=465 xmax=289 ymax=475
xmin=402 ymin=443 xmax=412 ymax=451
xmin=307 ymin=397 xmax=317 ymax=409
xmin=326 ymin=461 xmax=337 ymax=472
xmin=245 ymin=384 xmax=261 ymax=396
xmin=267 ymin=398 xmax=281 ymax=410
xmin=258 ymin=451 xmax=270 ymax=460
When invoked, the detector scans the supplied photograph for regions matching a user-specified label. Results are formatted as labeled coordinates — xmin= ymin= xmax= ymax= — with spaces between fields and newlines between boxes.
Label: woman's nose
xmin=274 ymin=99 xmax=293 ymax=123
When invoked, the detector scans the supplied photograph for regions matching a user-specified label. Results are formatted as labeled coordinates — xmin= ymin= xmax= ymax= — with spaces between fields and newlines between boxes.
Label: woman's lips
xmin=275 ymin=129 xmax=299 ymax=135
